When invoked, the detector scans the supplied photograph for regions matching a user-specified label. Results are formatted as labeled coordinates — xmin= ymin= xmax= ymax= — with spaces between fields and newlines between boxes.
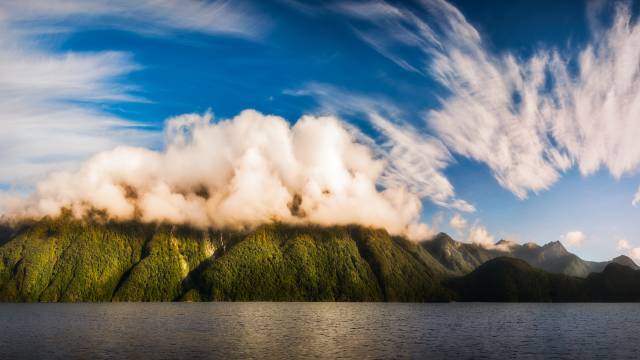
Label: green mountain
xmin=1 ymin=217 xmax=639 ymax=302
xmin=448 ymin=257 xmax=640 ymax=302
xmin=446 ymin=257 xmax=587 ymax=302
xmin=0 ymin=217 xmax=451 ymax=302
xmin=422 ymin=233 xmax=638 ymax=278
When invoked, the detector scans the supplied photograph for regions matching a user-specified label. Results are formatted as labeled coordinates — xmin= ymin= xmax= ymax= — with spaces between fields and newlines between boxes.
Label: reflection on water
xmin=0 ymin=302 xmax=639 ymax=359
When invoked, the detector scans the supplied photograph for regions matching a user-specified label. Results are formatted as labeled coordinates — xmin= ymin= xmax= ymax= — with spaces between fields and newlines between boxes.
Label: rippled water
xmin=1 ymin=303 xmax=638 ymax=359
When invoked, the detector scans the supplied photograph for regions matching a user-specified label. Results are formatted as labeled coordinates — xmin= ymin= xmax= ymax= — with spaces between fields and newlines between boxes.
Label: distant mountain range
xmin=423 ymin=233 xmax=638 ymax=278
xmin=448 ymin=257 xmax=640 ymax=302
xmin=0 ymin=217 xmax=638 ymax=302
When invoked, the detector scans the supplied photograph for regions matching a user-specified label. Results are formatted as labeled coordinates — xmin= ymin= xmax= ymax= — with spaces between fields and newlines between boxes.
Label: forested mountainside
xmin=0 ymin=217 xmax=451 ymax=302
xmin=1 ymin=217 xmax=638 ymax=302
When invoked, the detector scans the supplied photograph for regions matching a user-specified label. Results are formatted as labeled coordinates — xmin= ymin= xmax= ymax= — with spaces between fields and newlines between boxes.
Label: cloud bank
xmin=2 ymin=110 xmax=434 ymax=240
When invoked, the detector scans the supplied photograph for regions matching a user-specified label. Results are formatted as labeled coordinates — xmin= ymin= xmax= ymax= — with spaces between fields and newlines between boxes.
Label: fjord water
xmin=1 ymin=303 xmax=638 ymax=359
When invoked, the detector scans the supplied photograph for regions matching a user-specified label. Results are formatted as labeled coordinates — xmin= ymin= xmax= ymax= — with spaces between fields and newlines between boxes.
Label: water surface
xmin=1 ymin=303 xmax=638 ymax=359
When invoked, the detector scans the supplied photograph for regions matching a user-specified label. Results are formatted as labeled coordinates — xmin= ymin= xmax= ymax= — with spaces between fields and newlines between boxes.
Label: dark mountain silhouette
xmin=448 ymin=257 xmax=640 ymax=302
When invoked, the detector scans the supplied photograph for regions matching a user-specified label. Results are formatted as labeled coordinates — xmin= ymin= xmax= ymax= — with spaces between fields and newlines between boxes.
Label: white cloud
xmin=0 ymin=1 xmax=267 ymax=186
xmin=467 ymin=221 xmax=494 ymax=248
xmin=2 ymin=110 xmax=436 ymax=241
xmin=286 ymin=82 xmax=475 ymax=212
xmin=617 ymin=239 xmax=631 ymax=251
xmin=0 ymin=27 xmax=156 ymax=185
xmin=561 ymin=231 xmax=586 ymax=248
xmin=337 ymin=0 xmax=640 ymax=200
xmin=0 ymin=0 xmax=266 ymax=38
xmin=449 ymin=213 xmax=467 ymax=235
xmin=630 ymin=248 xmax=640 ymax=262
xmin=633 ymin=186 xmax=640 ymax=207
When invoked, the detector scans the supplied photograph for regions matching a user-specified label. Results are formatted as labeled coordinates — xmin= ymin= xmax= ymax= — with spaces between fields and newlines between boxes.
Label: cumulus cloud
xmin=286 ymin=82 xmax=475 ymax=212
xmin=467 ymin=222 xmax=494 ymax=248
xmin=465 ymin=220 xmax=514 ymax=252
xmin=561 ymin=231 xmax=586 ymax=248
xmin=448 ymin=213 xmax=467 ymax=235
xmin=336 ymin=0 xmax=640 ymax=200
xmin=617 ymin=239 xmax=631 ymax=251
xmin=1 ymin=110 xmax=436 ymax=240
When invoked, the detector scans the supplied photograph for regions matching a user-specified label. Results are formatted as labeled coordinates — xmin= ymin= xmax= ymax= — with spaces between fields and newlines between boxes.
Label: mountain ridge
xmin=0 ymin=217 xmax=637 ymax=302
xmin=422 ymin=232 xmax=637 ymax=278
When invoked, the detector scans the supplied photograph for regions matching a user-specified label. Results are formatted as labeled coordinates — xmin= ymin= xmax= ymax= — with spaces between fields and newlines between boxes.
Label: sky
xmin=1 ymin=0 xmax=640 ymax=261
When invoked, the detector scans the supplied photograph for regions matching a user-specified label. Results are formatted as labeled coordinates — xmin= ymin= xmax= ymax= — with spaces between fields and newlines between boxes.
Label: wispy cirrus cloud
xmin=0 ymin=26 xmax=154 ymax=185
xmin=1 ymin=0 xmax=267 ymax=38
xmin=0 ymin=0 xmax=267 ymax=186
xmin=334 ymin=0 xmax=640 ymax=203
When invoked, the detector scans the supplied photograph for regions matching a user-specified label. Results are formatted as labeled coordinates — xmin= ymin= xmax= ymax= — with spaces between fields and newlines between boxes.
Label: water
xmin=0 ymin=303 xmax=638 ymax=359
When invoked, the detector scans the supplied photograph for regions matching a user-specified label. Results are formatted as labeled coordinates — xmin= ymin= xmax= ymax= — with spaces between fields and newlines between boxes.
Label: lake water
xmin=0 ymin=303 xmax=638 ymax=359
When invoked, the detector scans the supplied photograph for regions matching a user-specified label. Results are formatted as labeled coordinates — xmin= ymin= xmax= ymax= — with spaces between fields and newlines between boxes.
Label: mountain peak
xmin=612 ymin=255 xmax=640 ymax=270
xmin=495 ymin=239 xmax=516 ymax=246
xmin=432 ymin=232 xmax=456 ymax=245
xmin=543 ymin=240 xmax=568 ymax=253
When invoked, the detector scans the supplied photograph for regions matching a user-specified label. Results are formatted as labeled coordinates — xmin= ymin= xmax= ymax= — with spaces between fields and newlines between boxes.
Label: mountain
xmin=446 ymin=257 xmax=586 ymax=302
xmin=448 ymin=257 xmax=640 ymax=302
xmin=0 ymin=217 xmax=451 ymax=302
xmin=1 ymin=217 xmax=639 ymax=302
xmin=420 ymin=233 xmax=493 ymax=274
xmin=422 ymin=233 xmax=638 ymax=278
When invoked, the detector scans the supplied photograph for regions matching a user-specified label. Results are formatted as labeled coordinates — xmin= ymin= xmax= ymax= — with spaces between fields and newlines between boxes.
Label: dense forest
xmin=1 ymin=216 xmax=639 ymax=302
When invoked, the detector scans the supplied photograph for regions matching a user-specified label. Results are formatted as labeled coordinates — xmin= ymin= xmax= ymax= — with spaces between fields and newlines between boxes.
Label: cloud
xmin=561 ymin=231 xmax=586 ymax=248
xmin=286 ymin=82 xmax=475 ymax=212
xmin=0 ymin=0 xmax=268 ymax=187
xmin=617 ymin=239 xmax=631 ymax=251
xmin=0 ymin=0 xmax=266 ymax=39
xmin=336 ymin=0 xmax=640 ymax=200
xmin=467 ymin=221 xmax=494 ymax=248
xmin=448 ymin=213 xmax=467 ymax=235
xmin=630 ymin=248 xmax=640 ymax=262
xmin=465 ymin=220 xmax=514 ymax=251
xmin=2 ymin=110 xmax=436 ymax=241
xmin=0 ymin=24 xmax=157 ymax=186
xmin=633 ymin=187 xmax=640 ymax=207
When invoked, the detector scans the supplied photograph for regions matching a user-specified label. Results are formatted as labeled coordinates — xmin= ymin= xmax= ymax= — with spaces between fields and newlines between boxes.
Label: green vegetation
xmin=2 ymin=218 xmax=640 ymax=302
xmin=0 ymin=218 xmax=451 ymax=302
xmin=447 ymin=257 xmax=587 ymax=302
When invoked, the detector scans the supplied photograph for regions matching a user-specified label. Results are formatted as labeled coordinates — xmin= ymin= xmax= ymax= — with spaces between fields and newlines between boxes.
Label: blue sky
xmin=2 ymin=0 xmax=640 ymax=261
